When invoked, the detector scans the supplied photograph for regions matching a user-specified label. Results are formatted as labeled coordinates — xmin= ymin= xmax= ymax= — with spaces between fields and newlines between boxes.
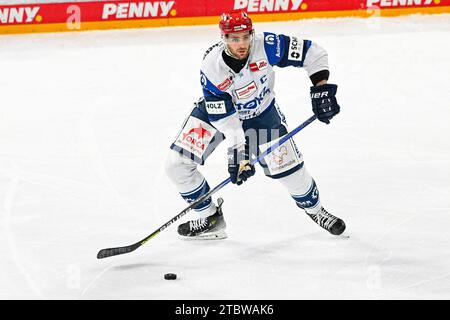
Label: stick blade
xmin=97 ymin=243 xmax=140 ymax=259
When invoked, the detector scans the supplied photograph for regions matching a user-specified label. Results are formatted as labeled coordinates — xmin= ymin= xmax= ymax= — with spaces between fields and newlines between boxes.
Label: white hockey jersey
xmin=200 ymin=32 xmax=329 ymax=147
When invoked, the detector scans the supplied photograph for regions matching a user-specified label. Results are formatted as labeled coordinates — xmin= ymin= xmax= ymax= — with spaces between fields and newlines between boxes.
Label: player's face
xmin=225 ymin=32 xmax=253 ymax=60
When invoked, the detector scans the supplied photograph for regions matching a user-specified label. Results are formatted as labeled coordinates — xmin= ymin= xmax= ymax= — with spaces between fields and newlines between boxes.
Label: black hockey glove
xmin=310 ymin=83 xmax=340 ymax=124
xmin=227 ymin=145 xmax=255 ymax=186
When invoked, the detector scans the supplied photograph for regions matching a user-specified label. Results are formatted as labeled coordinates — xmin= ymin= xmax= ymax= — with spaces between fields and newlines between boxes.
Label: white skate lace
xmin=315 ymin=208 xmax=338 ymax=230
xmin=190 ymin=217 xmax=208 ymax=231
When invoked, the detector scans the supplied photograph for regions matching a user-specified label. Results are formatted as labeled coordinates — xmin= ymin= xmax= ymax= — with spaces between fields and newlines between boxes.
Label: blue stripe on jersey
xmin=200 ymin=70 xmax=223 ymax=96
xmin=263 ymin=32 xmax=285 ymax=65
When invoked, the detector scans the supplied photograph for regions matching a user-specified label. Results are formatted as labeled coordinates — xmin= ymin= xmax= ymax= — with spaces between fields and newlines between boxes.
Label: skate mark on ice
xmin=2 ymin=164 xmax=46 ymax=299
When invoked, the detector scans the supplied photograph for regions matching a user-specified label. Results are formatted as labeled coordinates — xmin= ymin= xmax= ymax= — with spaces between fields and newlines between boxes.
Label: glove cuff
xmin=310 ymin=83 xmax=338 ymax=97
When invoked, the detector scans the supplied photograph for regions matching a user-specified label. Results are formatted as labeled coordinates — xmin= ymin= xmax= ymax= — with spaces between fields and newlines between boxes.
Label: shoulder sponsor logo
xmin=288 ymin=36 xmax=303 ymax=61
xmin=276 ymin=36 xmax=281 ymax=58
xmin=200 ymin=74 xmax=207 ymax=87
xmin=235 ymin=81 xmax=258 ymax=99
xmin=102 ymin=1 xmax=175 ymax=19
xmin=367 ymin=0 xmax=435 ymax=7
xmin=264 ymin=34 xmax=275 ymax=45
xmin=234 ymin=0 xmax=304 ymax=12
xmin=218 ymin=77 xmax=233 ymax=91
xmin=205 ymin=101 xmax=227 ymax=115
xmin=249 ymin=59 xmax=268 ymax=72
xmin=0 ymin=6 xmax=40 ymax=24
xmin=265 ymin=34 xmax=281 ymax=58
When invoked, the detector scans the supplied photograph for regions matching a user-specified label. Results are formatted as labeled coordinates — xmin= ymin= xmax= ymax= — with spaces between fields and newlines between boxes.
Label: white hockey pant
xmin=165 ymin=151 xmax=216 ymax=218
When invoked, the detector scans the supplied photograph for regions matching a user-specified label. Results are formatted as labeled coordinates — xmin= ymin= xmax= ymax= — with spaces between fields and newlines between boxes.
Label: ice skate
xmin=178 ymin=198 xmax=227 ymax=240
xmin=300 ymin=205 xmax=346 ymax=235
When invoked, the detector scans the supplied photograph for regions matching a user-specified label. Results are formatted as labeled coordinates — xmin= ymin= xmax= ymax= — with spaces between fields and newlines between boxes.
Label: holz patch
xmin=205 ymin=101 xmax=226 ymax=114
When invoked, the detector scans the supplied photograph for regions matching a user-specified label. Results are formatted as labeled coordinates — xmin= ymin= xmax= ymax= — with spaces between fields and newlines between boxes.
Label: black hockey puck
xmin=164 ymin=273 xmax=177 ymax=280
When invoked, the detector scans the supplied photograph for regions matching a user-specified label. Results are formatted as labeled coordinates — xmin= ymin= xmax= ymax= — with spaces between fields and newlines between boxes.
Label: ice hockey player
xmin=165 ymin=10 xmax=345 ymax=240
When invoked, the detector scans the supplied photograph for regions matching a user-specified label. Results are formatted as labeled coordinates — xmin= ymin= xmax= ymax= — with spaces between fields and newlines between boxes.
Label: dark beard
xmin=222 ymin=50 xmax=249 ymax=73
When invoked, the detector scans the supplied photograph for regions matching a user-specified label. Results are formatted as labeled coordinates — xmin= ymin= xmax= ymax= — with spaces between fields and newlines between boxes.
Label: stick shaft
xmin=97 ymin=115 xmax=317 ymax=259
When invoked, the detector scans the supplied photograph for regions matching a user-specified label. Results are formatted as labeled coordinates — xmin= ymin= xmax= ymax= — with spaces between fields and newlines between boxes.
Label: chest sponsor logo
xmin=235 ymin=81 xmax=258 ymax=99
xmin=218 ymin=77 xmax=233 ymax=91
xmin=236 ymin=86 xmax=270 ymax=111
xmin=205 ymin=101 xmax=226 ymax=114
xmin=249 ymin=59 xmax=268 ymax=72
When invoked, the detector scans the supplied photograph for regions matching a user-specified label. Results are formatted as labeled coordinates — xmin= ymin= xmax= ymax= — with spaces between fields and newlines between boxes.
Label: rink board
xmin=1 ymin=0 xmax=450 ymax=34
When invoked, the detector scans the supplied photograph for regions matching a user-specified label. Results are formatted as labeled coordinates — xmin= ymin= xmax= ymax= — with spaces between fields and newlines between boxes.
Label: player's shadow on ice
xmin=225 ymin=231 xmax=351 ymax=262
xmin=111 ymin=263 xmax=153 ymax=271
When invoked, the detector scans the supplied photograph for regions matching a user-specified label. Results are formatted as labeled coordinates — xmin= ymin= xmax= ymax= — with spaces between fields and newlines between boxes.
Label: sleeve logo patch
xmin=205 ymin=101 xmax=226 ymax=114
xmin=249 ymin=59 xmax=268 ymax=72
xmin=288 ymin=36 xmax=303 ymax=62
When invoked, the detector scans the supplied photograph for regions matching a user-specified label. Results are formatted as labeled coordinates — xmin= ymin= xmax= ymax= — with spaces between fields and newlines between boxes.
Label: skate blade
xmin=178 ymin=230 xmax=228 ymax=241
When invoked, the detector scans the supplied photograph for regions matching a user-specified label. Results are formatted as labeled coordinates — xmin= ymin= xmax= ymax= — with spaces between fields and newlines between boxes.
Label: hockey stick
xmin=97 ymin=115 xmax=317 ymax=259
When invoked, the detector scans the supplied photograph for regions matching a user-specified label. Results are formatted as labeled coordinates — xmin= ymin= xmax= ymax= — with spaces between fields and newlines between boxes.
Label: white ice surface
xmin=1 ymin=14 xmax=450 ymax=300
